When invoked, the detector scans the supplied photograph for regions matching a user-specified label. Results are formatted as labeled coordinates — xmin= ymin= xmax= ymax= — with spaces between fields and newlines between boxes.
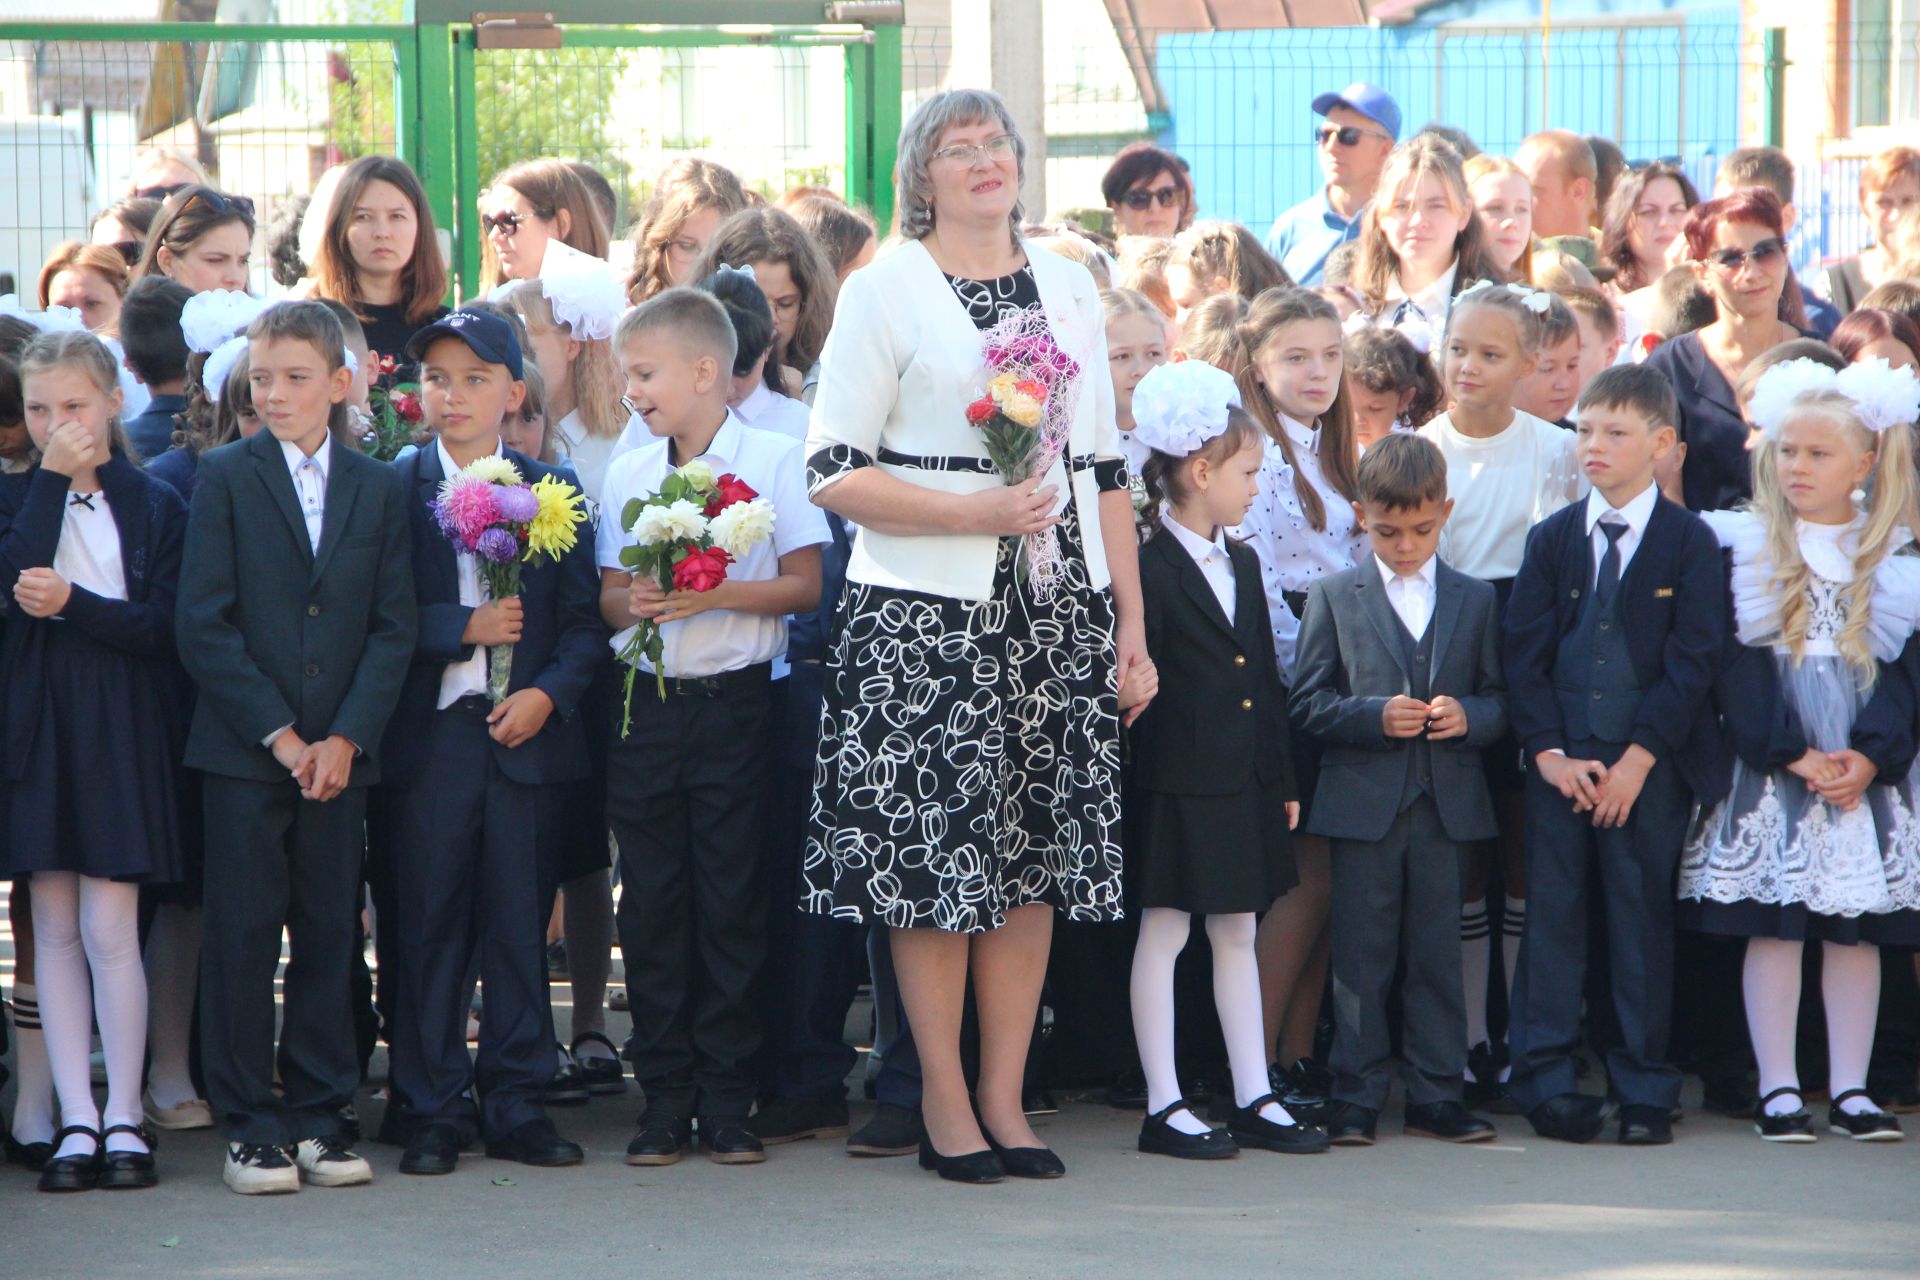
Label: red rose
xmin=965 ymin=397 xmax=997 ymax=426
xmin=703 ymin=472 xmax=759 ymax=517
xmin=393 ymin=391 xmax=424 ymax=423
xmin=1014 ymin=378 xmax=1046 ymax=401
xmin=671 ymin=545 xmax=733 ymax=593
xmin=377 ymin=352 xmax=399 ymax=377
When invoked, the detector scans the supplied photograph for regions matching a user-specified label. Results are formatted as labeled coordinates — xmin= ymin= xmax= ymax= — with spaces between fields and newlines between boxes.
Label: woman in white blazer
xmin=799 ymin=89 xmax=1148 ymax=1182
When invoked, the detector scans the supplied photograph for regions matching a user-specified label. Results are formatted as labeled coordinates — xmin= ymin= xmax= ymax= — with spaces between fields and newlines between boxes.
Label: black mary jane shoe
xmin=1229 ymin=1093 xmax=1331 ymax=1154
xmin=97 ymin=1123 xmax=159 ymax=1190
xmin=1139 ymin=1099 xmax=1238 ymax=1161
xmin=917 ymin=1136 xmax=1004 ymax=1184
xmin=37 ymin=1125 xmax=102 ymax=1193
xmin=982 ymin=1128 xmax=1066 ymax=1179
xmin=1828 ymin=1089 xmax=1905 ymax=1142
xmin=1753 ymin=1087 xmax=1816 ymax=1143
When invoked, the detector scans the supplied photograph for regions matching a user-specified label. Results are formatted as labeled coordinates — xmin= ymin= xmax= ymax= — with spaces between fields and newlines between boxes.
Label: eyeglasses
xmin=482 ymin=210 xmax=540 ymax=237
xmin=1315 ymin=124 xmax=1391 ymax=149
xmin=1121 ymin=185 xmax=1183 ymax=211
xmin=1704 ymin=237 xmax=1785 ymax=272
xmin=620 ymin=395 xmax=641 ymax=418
xmin=931 ymin=134 xmax=1016 ymax=168
xmin=181 ymin=189 xmax=256 ymax=221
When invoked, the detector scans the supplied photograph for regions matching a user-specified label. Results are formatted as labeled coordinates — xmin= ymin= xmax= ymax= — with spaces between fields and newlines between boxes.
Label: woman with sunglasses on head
xmin=1642 ymin=189 xmax=1808 ymax=512
xmin=1100 ymin=143 xmax=1194 ymax=240
xmin=476 ymin=158 xmax=611 ymax=293
xmin=131 ymin=186 xmax=255 ymax=296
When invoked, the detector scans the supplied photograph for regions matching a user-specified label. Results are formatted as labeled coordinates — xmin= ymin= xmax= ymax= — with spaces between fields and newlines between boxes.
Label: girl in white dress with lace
xmin=1681 ymin=357 xmax=1920 ymax=1143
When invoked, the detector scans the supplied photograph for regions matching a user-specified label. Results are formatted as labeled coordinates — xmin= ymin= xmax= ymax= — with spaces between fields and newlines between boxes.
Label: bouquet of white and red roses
xmin=614 ymin=458 xmax=776 ymax=730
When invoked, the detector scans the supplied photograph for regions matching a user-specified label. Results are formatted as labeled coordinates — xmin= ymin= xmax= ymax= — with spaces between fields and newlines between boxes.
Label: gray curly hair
xmin=894 ymin=88 xmax=1026 ymax=245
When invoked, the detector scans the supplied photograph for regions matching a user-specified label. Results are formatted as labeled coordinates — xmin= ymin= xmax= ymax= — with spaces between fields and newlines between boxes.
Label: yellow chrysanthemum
xmin=525 ymin=473 xmax=588 ymax=561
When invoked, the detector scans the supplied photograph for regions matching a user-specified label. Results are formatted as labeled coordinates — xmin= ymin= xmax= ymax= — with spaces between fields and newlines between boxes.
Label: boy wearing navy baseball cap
xmin=382 ymin=306 xmax=607 ymax=1175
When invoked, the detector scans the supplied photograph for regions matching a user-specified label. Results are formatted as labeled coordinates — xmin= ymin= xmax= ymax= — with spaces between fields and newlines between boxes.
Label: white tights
xmin=1744 ymin=937 xmax=1884 ymax=1117
xmin=1130 ymin=908 xmax=1290 ymax=1135
xmin=31 ymin=873 xmax=149 ymax=1156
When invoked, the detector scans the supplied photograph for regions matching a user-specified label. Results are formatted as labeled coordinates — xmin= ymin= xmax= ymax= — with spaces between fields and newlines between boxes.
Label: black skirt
xmin=1679 ymin=899 xmax=1920 ymax=947
xmin=1136 ymin=785 xmax=1296 ymax=915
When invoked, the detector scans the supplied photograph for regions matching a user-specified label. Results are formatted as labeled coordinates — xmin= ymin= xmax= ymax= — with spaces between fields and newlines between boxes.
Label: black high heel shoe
xmin=37 ymin=1125 xmax=102 ymax=1192
xmin=981 ymin=1126 xmax=1066 ymax=1179
xmin=98 ymin=1123 xmax=159 ymax=1190
xmin=917 ymin=1136 xmax=1005 ymax=1184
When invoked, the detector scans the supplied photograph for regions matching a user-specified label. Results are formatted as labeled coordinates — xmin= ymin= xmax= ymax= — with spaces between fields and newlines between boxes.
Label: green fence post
xmin=1761 ymin=27 xmax=1787 ymax=149
xmin=408 ymin=21 xmax=459 ymax=302
xmin=844 ymin=37 xmax=874 ymax=210
xmin=451 ymin=25 xmax=482 ymax=297
xmin=869 ymin=22 xmax=902 ymax=230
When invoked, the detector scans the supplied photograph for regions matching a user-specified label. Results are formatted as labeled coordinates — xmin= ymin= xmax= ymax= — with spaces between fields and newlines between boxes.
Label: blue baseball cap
xmin=406 ymin=308 xmax=524 ymax=381
xmin=1311 ymin=83 xmax=1401 ymax=142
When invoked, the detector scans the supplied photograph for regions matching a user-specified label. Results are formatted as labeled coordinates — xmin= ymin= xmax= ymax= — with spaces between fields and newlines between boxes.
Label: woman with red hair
xmin=1643 ymin=189 xmax=1806 ymax=511
xmin=1831 ymin=306 xmax=1920 ymax=372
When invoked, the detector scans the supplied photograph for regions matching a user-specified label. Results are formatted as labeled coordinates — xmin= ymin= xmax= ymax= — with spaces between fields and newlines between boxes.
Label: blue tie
xmin=1595 ymin=520 xmax=1627 ymax=612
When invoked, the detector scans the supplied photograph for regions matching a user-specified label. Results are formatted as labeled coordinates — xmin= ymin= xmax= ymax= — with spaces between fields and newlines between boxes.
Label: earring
xmin=1851 ymin=487 xmax=1868 ymax=506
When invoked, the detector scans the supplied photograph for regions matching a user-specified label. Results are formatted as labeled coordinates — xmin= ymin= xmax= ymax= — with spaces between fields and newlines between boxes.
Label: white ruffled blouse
xmin=1701 ymin=509 xmax=1920 ymax=662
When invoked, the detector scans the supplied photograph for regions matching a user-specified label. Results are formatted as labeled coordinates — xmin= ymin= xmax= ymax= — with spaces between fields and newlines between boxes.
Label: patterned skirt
xmin=800 ymin=505 xmax=1124 ymax=933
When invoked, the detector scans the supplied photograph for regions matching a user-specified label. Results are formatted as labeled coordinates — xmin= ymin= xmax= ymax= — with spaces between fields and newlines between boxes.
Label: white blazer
xmin=805 ymin=237 xmax=1122 ymax=602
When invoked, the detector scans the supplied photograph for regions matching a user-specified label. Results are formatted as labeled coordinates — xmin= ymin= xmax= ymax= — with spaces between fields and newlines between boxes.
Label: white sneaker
xmin=145 ymin=1089 xmax=215 ymax=1130
xmin=224 ymin=1143 xmax=300 ymax=1195
xmin=292 ymin=1135 xmax=373 ymax=1186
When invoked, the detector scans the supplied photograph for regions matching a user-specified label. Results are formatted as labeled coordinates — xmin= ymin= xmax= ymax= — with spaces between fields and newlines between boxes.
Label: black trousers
xmin=608 ymin=670 xmax=772 ymax=1119
xmin=388 ymin=699 xmax=553 ymax=1140
xmin=199 ymin=774 xmax=367 ymax=1146
xmin=1329 ymin=796 xmax=1467 ymax=1111
xmin=1509 ymin=740 xmax=1686 ymax=1111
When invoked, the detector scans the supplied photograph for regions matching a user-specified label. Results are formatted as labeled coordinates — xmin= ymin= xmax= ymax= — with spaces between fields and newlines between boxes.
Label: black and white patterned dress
xmin=800 ymin=267 xmax=1128 ymax=933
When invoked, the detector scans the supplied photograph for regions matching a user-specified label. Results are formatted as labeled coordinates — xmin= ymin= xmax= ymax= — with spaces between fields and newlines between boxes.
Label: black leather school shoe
xmin=917 ymin=1136 xmax=1004 ymax=1184
xmin=1404 ymin=1100 xmax=1496 ymax=1143
xmin=1323 ymin=1102 xmax=1379 ymax=1147
xmin=1229 ymin=1093 xmax=1332 ymax=1153
xmin=1828 ymin=1089 xmax=1904 ymax=1142
xmin=97 ymin=1123 xmax=159 ymax=1190
xmin=1616 ymin=1105 xmax=1673 ymax=1146
xmin=37 ymin=1125 xmax=101 ymax=1192
xmin=1754 ymin=1087 xmax=1816 ymax=1143
xmin=1138 ymin=1099 xmax=1238 ymax=1160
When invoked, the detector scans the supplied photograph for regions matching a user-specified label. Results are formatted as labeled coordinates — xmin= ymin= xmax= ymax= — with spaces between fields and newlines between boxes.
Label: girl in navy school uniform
xmin=1126 ymin=358 xmax=1325 ymax=1159
xmin=0 ymin=330 xmax=188 ymax=1192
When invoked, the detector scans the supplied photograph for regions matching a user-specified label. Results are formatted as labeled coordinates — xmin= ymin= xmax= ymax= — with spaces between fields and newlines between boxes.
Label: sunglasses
xmin=1704 ymin=237 xmax=1785 ymax=272
xmin=482 ymin=210 xmax=546 ymax=237
xmin=181 ymin=188 xmax=257 ymax=221
xmin=1315 ymin=124 xmax=1391 ymax=149
xmin=1121 ymin=186 xmax=1183 ymax=211
xmin=110 ymin=239 xmax=143 ymax=266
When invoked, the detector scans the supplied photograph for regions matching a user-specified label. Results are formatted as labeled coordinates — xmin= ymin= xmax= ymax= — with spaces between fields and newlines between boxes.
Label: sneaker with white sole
xmin=224 ymin=1142 xmax=300 ymax=1195
xmin=144 ymin=1090 xmax=215 ymax=1131
xmin=292 ymin=1135 xmax=373 ymax=1186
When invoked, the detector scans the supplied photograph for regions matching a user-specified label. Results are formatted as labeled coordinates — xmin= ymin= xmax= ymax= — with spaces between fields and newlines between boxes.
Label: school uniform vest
xmin=1551 ymin=585 xmax=1644 ymax=744
xmin=1390 ymin=612 xmax=1437 ymax=810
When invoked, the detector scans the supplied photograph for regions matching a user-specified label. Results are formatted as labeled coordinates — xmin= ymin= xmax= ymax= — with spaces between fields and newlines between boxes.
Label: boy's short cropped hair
xmin=614 ymin=285 xmax=738 ymax=373
xmin=1576 ymin=363 xmax=1678 ymax=429
xmin=314 ymin=297 xmax=368 ymax=350
xmin=118 ymin=275 xmax=194 ymax=387
xmin=1555 ymin=284 xmax=1617 ymax=338
xmin=1356 ymin=431 xmax=1449 ymax=511
xmin=1648 ymin=265 xmax=1717 ymax=340
xmin=1719 ymin=146 xmax=1795 ymax=205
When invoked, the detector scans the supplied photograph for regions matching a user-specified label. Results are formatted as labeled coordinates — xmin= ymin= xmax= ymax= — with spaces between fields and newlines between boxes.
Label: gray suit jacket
xmin=1289 ymin=558 xmax=1507 ymax=843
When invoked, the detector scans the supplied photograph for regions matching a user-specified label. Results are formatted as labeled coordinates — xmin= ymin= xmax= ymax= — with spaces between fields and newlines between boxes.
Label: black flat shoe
xmin=1107 ymin=1069 xmax=1149 ymax=1111
xmin=1138 ymin=1099 xmax=1237 ymax=1160
xmin=625 ymin=1113 xmax=692 ymax=1166
xmin=1828 ymin=1089 xmax=1904 ymax=1142
xmin=484 ymin=1116 xmax=583 ymax=1166
xmin=1229 ymin=1093 xmax=1330 ymax=1153
xmin=1405 ymin=1100 xmax=1495 ymax=1143
xmin=846 ymin=1104 xmax=921 ymax=1157
xmin=1273 ymin=1059 xmax=1332 ymax=1125
xmin=749 ymin=1096 xmax=850 ymax=1145
xmin=37 ymin=1125 xmax=101 ymax=1192
xmin=1617 ymin=1104 xmax=1673 ymax=1146
xmin=570 ymin=1032 xmax=628 ymax=1096
xmin=982 ymin=1128 xmax=1065 ymax=1178
xmin=1754 ymin=1087 xmax=1816 ymax=1143
xmin=698 ymin=1116 xmax=767 ymax=1165
xmin=917 ymin=1136 xmax=1003 ymax=1184
xmin=1323 ymin=1102 xmax=1378 ymax=1147
xmin=4 ymin=1132 xmax=54 ymax=1171
xmin=96 ymin=1123 xmax=159 ymax=1190
xmin=1528 ymin=1092 xmax=1608 ymax=1144
xmin=399 ymin=1121 xmax=466 ymax=1175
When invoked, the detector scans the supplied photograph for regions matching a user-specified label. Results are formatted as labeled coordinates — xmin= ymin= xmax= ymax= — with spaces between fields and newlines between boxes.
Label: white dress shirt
xmin=280 ymin=435 xmax=332 ymax=554
xmin=1378 ymin=258 xmax=1461 ymax=353
xmin=52 ymin=489 xmax=126 ymax=602
xmin=1584 ymin=481 xmax=1658 ymax=588
xmin=436 ymin=438 xmax=498 ymax=709
xmin=1376 ymin=553 xmax=1437 ymax=639
xmin=733 ymin=381 xmax=812 ymax=443
xmin=1161 ymin=513 xmax=1236 ymax=620
xmin=597 ymin=409 xmax=830 ymax=678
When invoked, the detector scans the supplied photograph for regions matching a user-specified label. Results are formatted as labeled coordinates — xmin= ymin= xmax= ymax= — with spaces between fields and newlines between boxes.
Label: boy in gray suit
xmin=1290 ymin=434 xmax=1506 ymax=1147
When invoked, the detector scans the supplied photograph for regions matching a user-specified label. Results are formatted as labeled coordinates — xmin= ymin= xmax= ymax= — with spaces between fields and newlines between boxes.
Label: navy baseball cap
xmin=406 ymin=309 xmax=524 ymax=381
xmin=1311 ymin=83 xmax=1401 ymax=142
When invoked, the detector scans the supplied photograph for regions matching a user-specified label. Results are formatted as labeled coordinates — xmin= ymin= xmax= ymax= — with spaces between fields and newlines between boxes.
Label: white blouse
xmin=1229 ymin=413 xmax=1365 ymax=680
xmin=1420 ymin=408 xmax=1583 ymax=581
xmin=52 ymin=489 xmax=126 ymax=602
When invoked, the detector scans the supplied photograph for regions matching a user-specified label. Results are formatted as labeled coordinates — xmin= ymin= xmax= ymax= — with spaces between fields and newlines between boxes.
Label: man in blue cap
xmin=1264 ymin=82 xmax=1401 ymax=286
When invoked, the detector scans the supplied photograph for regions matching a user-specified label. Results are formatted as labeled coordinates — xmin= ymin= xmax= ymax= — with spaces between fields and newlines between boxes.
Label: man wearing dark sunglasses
xmin=1264 ymin=82 xmax=1399 ymax=286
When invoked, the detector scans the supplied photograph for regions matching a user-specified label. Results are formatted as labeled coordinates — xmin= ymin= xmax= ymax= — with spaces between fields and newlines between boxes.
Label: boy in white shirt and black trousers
xmin=597 ymin=288 xmax=828 ymax=1167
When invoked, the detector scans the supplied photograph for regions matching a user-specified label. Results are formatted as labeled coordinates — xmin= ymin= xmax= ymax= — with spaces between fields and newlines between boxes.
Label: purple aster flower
xmin=493 ymin=484 xmax=540 ymax=523
xmin=475 ymin=527 xmax=520 ymax=563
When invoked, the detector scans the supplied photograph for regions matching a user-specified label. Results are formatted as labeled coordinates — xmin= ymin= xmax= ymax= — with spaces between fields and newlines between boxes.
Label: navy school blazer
xmin=377 ymin=444 xmax=607 ymax=789
xmin=1502 ymin=493 xmax=1727 ymax=801
xmin=0 ymin=457 xmax=187 ymax=781
xmin=175 ymin=427 xmax=417 ymax=785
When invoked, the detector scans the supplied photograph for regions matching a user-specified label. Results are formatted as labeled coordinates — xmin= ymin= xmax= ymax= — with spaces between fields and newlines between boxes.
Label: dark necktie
xmin=69 ymin=493 xmax=96 ymax=511
xmin=1595 ymin=520 xmax=1626 ymax=612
